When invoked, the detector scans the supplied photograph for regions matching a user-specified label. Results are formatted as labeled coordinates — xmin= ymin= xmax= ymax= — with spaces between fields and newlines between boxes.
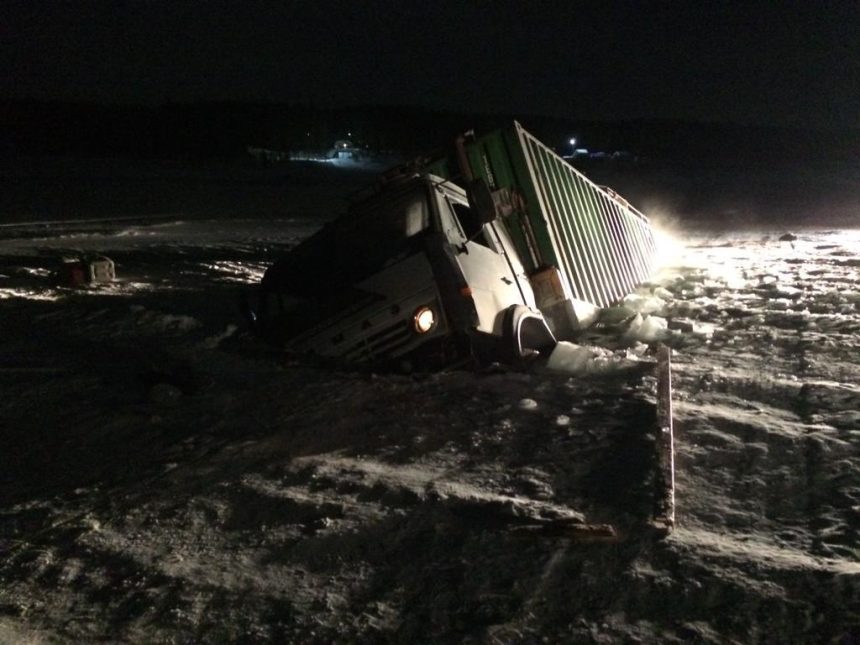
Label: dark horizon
xmin=3 ymin=98 xmax=858 ymax=227
xmin=4 ymin=97 xmax=859 ymax=164
xmin=7 ymin=94 xmax=860 ymax=136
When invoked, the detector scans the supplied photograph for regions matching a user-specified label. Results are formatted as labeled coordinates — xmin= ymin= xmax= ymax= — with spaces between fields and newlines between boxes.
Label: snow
xmin=546 ymin=341 xmax=642 ymax=375
xmin=517 ymin=398 xmax=539 ymax=411
xmin=622 ymin=292 xmax=667 ymax=315
xmin=1 ymin=165 xmax=859 ymax=642
xmin=624 ymin=313 xmax=668 ymax=342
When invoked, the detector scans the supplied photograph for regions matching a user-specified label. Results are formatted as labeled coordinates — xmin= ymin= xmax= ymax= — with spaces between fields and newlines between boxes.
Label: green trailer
xmin=426 ymin=121 xmax=657 ymax=335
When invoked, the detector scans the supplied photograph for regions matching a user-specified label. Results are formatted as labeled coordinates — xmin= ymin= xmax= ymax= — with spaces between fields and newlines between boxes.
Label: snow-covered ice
xmin=1 ymin=173 xmax=859 ymax=642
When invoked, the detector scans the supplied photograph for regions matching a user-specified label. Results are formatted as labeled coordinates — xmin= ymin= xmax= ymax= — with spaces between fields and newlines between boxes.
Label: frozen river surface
xmin=1 ymin=211 xmax=858 ymax=642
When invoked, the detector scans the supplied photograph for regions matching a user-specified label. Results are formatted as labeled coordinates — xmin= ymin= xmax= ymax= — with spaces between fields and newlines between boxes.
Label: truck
xmin=252 ymin=122 xmax=658 ymax=369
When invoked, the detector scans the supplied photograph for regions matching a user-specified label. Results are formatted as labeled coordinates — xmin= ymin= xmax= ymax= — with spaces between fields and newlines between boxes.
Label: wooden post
xmin=656 ymin=344 xmax=676 ymax=530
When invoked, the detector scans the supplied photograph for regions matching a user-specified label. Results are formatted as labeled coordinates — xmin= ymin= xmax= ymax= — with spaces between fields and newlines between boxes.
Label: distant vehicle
xmin=252 ymin=122 xmax=657 ymax=368
xmin=54 ymin=255 xmax=115 ymax=288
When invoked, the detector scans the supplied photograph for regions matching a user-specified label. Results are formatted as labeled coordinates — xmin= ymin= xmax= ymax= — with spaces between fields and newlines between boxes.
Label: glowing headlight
xmin=413 ymin=306 xmax=437 ymax=334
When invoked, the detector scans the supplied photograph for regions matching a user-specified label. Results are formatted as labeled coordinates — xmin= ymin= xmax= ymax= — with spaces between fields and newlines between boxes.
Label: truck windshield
xmin=345 ymin=190 xmax=430 ymax=248
xmin=263 ymin=184 xmax=431 ymax=298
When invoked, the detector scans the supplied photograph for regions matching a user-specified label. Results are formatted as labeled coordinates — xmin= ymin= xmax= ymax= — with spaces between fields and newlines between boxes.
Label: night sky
xmin=3 ymin=1 xmax=859 ymax=131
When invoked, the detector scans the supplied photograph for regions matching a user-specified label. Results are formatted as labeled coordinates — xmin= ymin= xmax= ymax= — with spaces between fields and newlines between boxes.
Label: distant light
xmin=348 ymin=131 xmax=352 ymax=137
xmin=569 ymin=138 xmax=577 ymax=146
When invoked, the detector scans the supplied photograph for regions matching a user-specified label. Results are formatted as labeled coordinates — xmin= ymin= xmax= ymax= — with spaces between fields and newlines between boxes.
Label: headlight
xmin=413 ymin=306 xmax=437 ymax=334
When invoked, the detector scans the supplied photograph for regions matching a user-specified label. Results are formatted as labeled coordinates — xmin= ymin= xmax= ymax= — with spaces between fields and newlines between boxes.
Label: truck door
xmin=435 ymin=187 xmax=535 ymax=335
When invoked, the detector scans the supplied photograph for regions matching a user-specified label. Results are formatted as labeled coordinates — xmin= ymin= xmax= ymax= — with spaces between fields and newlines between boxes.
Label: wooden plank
xmin=655 ymin=344 xmax=676 ymax=531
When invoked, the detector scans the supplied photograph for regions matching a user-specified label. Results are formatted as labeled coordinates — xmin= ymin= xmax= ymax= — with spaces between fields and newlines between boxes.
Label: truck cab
xmin=255 ymin=173 xmax=555 ymax=367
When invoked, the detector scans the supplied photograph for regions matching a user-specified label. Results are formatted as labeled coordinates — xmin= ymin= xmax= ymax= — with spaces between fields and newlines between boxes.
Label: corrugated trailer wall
xmin=460 ymin=122 xmax=657 ymax=309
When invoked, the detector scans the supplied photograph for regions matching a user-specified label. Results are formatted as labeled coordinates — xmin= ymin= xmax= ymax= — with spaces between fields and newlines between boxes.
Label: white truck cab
xmin=255 ymin=173 xmax=555 ymax=367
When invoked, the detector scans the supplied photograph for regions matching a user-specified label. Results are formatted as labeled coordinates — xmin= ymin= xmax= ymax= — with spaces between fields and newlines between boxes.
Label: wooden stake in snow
xmin=656 ymin=344 xmax=676 ymax=531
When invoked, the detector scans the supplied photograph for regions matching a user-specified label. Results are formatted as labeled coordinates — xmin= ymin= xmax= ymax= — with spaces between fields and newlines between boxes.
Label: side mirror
xmin=467 ymin=178 xmax=497 ymax=224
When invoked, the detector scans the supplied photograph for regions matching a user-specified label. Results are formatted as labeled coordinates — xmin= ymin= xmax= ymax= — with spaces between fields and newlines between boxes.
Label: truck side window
xmin=450 ymin=200 xmax=493 ymax=250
